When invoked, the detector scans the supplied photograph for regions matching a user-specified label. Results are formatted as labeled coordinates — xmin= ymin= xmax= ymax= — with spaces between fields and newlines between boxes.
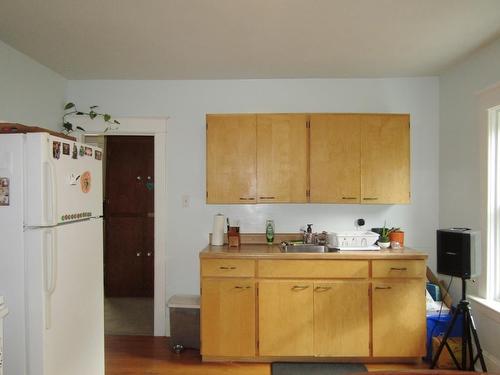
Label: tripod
xmin=430 ymin=278 xmax=487 ymax=371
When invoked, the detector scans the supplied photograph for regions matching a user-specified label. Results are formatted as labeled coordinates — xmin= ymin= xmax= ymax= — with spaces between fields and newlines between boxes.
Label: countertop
xmin=200 ymin=244 xmax=428 ymax=260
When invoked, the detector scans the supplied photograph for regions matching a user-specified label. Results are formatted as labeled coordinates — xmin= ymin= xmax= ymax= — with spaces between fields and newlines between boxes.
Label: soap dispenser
xmin=266 ymin=220 xmax=275 ymax=245
xmin=304 ymin=224 xmax=313 ymax=244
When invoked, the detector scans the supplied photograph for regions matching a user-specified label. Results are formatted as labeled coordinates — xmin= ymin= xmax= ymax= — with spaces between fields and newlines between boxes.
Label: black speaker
xmin=436 ymin=228 xmax=480 ymax=279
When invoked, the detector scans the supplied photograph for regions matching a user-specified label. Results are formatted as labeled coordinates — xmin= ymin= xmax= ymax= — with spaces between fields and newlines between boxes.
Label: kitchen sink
xmin=280 ymin=244 xmax=337 ymax=253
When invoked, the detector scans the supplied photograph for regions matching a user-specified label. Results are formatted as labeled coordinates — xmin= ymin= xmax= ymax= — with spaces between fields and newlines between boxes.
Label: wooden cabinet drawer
xmin=258 ymin=260 xmax=369 ymax=278
xmin=201 ymin=259 xmax=255 ymax=277
xmin=372 ymin=260 xmax=425 ymax=278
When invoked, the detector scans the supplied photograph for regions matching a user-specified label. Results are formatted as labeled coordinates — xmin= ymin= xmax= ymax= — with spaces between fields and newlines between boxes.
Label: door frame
xmin=82 ymin=117 xmax=168 ymax=336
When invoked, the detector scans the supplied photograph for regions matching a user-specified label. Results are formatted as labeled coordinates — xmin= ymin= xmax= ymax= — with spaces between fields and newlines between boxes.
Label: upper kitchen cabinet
xmin=310 ymin=114 xmax=361 ymax=203
xmin=206 ymin=114 xmax=257 ymax=204
xmin=257 ymin=114 xmax=308 ymax=203
xmin=361 ymin=114 xmax=410 ymax=204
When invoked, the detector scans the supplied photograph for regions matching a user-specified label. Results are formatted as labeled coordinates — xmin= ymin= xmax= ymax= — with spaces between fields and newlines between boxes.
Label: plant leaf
xmin=76 ymin=126 xmax=85 ymax=131
xmin=90 ymin=105 xmax=98 ymax=109
xmin=76 ymin=111 xmax=84 ymax=115
xmin=64 ymin=102 xmax=75 ymax=110
xmin=63 ymin=122 xmax=73 ymax=131
xmin=89 ymin=112 xmax=97 ymax=119
xmin=103 ymin=114 xmax=111 ymax=122
xmin=114 ymin=120 xmax=120 ymax=124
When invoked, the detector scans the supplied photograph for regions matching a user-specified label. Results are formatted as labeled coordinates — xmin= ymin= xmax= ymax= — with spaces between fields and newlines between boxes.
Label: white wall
xmin=0 ymin=40 xmax=66 ymax=130
xmin=68 ymin=77 xmax=440 ymax=333
xmin=440 ymin=37 xmax=500 ymax=371
xmin=0 ymin=40 xmax=66 ymax=375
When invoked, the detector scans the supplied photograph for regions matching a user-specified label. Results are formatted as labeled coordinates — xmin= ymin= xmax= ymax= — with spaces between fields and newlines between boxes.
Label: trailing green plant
xmin=62 ymin=102 xmax=120 ymax=133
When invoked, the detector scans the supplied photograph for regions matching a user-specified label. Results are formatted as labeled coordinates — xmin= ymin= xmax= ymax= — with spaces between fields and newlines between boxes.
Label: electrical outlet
xmin=182 ymin=195 xmax=190 ymax=208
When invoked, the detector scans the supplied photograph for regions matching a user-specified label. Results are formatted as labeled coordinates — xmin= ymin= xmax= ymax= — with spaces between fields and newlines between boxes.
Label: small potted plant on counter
xmin=389 ymin=228 xmax=404 ymax=247
xmin=377 ymin=224 xmax=391 ymax=249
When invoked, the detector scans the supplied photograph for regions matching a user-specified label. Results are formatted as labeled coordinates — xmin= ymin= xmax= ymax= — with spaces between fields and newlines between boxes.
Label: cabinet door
xmin=310 ymin=114 xmax=361 ymax=203
xmin=361 ymin=114 xmax=410 ymax=204
xmin=372 ymin=280 xmax=426 ymax=357
xmin=257 ymin=114 xmax=308 ymax=203
xmin=259 ymin=281 xmax=313 ymax=356
xmin=313 ymin=281 xmax=370 ymax=356
xmin=206 ymin=115 xmax=257 ymax=203
xmin=201 ymin=279 xmax=256 ymax=357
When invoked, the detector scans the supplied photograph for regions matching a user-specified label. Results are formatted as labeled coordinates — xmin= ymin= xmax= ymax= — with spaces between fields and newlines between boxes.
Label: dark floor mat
xmin=272 ymin=362 xmax=368 ymax=375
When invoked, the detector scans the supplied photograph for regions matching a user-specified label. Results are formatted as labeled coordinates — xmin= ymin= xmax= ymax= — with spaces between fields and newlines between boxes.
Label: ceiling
xmin=1 ymin=0 xmax=500 ymax=79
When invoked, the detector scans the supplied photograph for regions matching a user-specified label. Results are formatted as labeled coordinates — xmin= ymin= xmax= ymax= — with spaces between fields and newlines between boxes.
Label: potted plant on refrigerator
xmin=61 ymin=102 xmax=120 ymax=141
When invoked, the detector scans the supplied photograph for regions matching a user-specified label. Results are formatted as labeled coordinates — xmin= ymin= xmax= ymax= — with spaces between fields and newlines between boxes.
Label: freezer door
xmin=25 ymin=133 xmax=103 ymax=227
xmin=25 ymin=219 xmax=104 ymax=375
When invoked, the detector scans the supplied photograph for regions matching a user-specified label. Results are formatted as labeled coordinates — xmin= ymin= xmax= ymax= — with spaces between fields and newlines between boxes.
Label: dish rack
xmin=328 ymin=231 xmax=380 ymax=250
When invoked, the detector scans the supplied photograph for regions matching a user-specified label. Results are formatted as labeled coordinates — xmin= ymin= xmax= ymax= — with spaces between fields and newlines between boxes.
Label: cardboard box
xmin=432 ymin=336 xmax=468 ymax=369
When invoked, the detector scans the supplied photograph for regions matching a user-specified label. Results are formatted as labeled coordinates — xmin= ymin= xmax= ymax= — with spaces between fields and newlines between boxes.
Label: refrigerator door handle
xmin=43 ymin=161 xmax=57 ymax=225
xmin=43 ymin=229 xmax=58 ymax=329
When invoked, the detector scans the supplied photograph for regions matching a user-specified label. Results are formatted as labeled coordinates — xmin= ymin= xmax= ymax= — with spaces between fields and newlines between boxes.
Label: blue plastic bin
xmin=426 ymin=310 xmax=464 ymax=361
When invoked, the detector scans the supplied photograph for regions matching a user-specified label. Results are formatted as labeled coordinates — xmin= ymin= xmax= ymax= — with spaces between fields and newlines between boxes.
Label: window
xmin=487 ymin=104 xmax=500 ymax=302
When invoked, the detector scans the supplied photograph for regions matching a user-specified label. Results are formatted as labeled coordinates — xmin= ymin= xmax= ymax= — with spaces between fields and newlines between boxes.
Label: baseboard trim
xmin=481 ymin=350 xmax=500 ymax=372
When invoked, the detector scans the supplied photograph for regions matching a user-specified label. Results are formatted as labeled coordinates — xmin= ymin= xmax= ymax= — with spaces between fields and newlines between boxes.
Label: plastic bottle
xmin=266 ymin=220 xmax=274 ymax=245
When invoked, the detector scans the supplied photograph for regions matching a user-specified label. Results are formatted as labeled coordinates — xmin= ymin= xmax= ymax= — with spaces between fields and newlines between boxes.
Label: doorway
xmin=86 ymin=135 xmax=155 ymax=335
xmin=83 ymin=117 xmax=167 ymax=337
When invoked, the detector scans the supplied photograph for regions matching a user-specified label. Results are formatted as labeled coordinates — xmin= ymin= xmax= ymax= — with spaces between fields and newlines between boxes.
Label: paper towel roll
xmin=211 ymin=214 xmax=225 ymax=246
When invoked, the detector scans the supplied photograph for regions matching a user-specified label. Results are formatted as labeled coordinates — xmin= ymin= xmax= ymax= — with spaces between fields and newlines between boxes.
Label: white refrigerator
xmin=0 ymin=132 xmax=104 ymax=375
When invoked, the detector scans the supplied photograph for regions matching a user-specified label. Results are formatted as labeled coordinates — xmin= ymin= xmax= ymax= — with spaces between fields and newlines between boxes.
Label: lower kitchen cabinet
xmin=200 ymin=279 xmax=256 ymax=357
xmin=372 ymin=280 xmax=426 ymax=357
xmin=313 ymin=281 xmax=370 ymax=357
xmin=200 ymin=255 xmax=427 ymax=362
xmin=258 ymin=281 xmax=314 ymax=356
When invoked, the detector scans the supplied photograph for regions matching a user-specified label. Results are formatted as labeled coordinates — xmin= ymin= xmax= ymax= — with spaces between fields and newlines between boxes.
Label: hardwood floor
xmin=106 ymin=336 xmax=270 ymax=375
xmin=105 ymin=336 xmax=426 ymax=375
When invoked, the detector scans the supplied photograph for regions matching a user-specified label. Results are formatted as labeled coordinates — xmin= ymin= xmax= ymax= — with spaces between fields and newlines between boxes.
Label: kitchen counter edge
xmin=200 ymin=244 xmax=428 ymax=260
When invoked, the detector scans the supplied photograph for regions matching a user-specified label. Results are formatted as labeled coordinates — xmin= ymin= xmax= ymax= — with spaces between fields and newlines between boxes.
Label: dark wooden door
xmin=105 ymin=136 xmax=154 ymax=297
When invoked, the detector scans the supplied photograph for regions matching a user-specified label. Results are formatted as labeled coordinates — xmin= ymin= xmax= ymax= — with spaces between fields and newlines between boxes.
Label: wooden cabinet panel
xmin=361 ymin=115 xmax=410 ymax=204
xmin=201 ymin=259 xmax=255 ymax=277
xmin=310 ymin=114 xmax=361 ymax=203
xmin=372 ymin=260 xmax=425 ymax=279
xmin=258 ymin=260 xmax=369 ymax=279
xmin=259 ymin=281 xmax=313 ymax=356
xmin=372 ymin=280 xmax=426 ymax=357
xmin=201 ymin=279 xmax=256 ymax=357
xmin=256 ymin=114 xmax=308 ymax=203
xmin=314 ymin=281 xmax=370 ymax=356
xmin=206 ymin=115 xmax=257 ymax=204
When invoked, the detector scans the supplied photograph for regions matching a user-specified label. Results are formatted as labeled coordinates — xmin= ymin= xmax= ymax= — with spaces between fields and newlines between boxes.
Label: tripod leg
xmin=431 ymin=306 xmax=461 ymax=369
xmin=469 ymin=311 xmax=488 ymax=372
xmin=462 ymin=309 xmax=467 ymax=370
xmin=466 ymin=310 xmax=474 ymax=370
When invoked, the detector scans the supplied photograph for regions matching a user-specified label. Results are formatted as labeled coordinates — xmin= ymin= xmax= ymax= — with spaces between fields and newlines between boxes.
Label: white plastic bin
xmin=167 ymin=295 xmax=200 ymax=353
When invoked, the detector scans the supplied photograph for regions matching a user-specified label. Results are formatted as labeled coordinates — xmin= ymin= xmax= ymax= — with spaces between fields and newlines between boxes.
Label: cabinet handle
xmin=390 ymin=267 xmax=407 ymax=271
xmin=342 ymin=197 xmax=357 ymax=200
xmin=292 ymin=285 xmax=310 ymax=291
xmin=234 ymin=286 xmax=251 ymax=289
xmin=314 ymin=286 xmax=332 ymax=292
xmin=147 ymin=252 xmax=153 ymax=257
xmin=219 ymin=266 xmax=236 ymax=270
xmin=363 ymin=197 xmax=378 ymax=201
xmin=239 ymin=197 xmax=255 ymax=201
xmin=136 ymin=251 xmax=142 ymax=257
xmin=259 ymin=196 xmax=276 ymax=199
xmin=375 ymin=286 xmax=392 ymax=290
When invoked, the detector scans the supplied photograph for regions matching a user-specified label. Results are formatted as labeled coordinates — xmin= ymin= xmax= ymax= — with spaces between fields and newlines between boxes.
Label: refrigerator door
xmin=25 ymin=133 xmax=103 ymax=227
xmin=25 ymin=219 xmax=104 ymax=375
